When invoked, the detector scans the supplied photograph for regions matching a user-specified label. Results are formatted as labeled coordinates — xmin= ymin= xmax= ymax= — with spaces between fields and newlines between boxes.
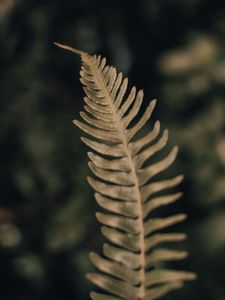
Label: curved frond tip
xmin=65 ymin=48 xmax=196 ymax=299
xmin=54 ymin=42 xmax=87 ymax=56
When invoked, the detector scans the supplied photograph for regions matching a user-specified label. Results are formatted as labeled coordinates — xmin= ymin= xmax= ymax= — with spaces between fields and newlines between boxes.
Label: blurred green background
xmin=1 ymin=0 xmax=225 ymax=299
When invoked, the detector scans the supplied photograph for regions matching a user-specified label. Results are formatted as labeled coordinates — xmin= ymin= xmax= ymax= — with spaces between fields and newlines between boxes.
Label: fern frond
xmin=56 ymin=43 xmax=196 ymax=300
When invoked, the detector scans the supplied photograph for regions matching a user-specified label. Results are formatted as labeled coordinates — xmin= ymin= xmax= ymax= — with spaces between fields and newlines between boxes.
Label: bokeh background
xmin=1 ymin=0 xmax=225 ymax=299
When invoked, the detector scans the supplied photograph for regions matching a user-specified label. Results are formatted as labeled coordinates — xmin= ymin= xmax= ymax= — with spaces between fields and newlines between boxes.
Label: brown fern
xmin=55 ymin=42 xmax=196 ymax=300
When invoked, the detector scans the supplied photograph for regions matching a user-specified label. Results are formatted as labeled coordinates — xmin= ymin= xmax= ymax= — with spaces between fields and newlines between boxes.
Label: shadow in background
xmin=1 ymin=0 xmax=225 ymax=299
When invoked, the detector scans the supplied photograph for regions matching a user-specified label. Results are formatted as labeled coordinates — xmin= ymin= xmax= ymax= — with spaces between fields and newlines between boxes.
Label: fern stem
xmin=54 ymin=42 xmax=87 ymax=57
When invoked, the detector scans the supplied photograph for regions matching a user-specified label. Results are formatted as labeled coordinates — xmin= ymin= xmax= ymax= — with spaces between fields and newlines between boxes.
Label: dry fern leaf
xmin=55 ymin=42 xmax=196 ymax=300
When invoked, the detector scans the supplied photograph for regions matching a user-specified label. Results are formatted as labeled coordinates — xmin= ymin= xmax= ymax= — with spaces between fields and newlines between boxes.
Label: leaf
xmin=55 ymin=42 xmax=196 ymax=300
xmin=86 ymin=273 xmax=140 ymax=300
xmin=89 ymin=252 xmax=140 ymax=285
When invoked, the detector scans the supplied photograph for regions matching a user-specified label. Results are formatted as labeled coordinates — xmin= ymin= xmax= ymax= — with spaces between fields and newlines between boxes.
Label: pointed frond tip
xmin=53 ymin=42 xmax=87 ymax=57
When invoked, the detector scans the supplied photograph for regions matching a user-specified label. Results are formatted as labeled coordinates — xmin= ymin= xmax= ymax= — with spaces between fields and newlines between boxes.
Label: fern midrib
xmin=87 ymin=56 xmax=146 ymax=299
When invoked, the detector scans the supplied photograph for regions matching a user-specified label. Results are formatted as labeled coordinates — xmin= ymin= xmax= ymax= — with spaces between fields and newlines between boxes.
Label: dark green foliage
xmin=1 ymin=0 xmax=225 ymax=299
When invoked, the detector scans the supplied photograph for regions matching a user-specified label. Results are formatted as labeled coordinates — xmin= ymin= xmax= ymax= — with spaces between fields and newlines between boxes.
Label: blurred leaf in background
xmin=1 ymin=0 xmax=225 ymax=299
